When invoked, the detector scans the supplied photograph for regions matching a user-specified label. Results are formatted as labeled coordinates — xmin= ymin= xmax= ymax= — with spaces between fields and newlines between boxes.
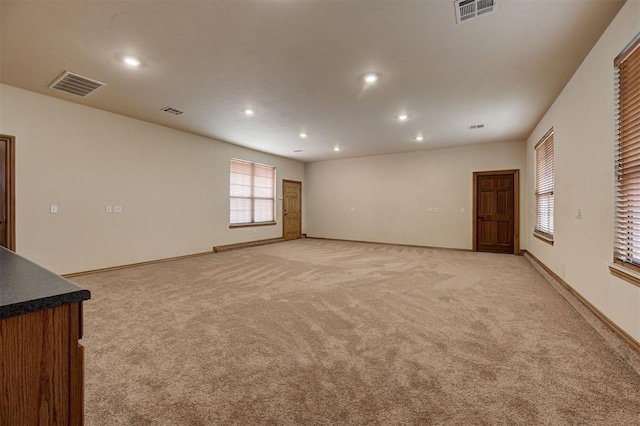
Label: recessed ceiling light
xmin=398 ymin=114 xmax=409 ymax=122
xmin=244 ymin=109 xmax=254 ymax=116
xmin=123 ymin=56 xmax=140 ymax=67
xmin=415 ymin=135 xmax=424 ymax=142
xmin=334 ymin=146 xmax=341 ymax=152
xmin=299 ymin=132 xmax=308 ymax=138
xmin=364 ymin=73 xmax=379 ymax=84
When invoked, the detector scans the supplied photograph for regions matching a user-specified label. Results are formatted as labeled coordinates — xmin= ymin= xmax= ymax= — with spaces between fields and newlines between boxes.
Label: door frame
xmin=472 ymin=169 xmax=519 ymax=255
xmin=0 ymin=135 xmax=16 ymax=251
xmin=282 ymin=179 xmax=302 ymax=240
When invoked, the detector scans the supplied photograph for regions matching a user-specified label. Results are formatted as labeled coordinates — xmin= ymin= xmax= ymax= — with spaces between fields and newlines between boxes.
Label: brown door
xmin=0 ymin=135 xmax=15 ymax=250
xmin=283 ymin=180 xmax=301 ymax=240
xmin=0 ymin=138 xmax=6 ymax=248
xmin=474 ymin=171 xmax=518 ymax=254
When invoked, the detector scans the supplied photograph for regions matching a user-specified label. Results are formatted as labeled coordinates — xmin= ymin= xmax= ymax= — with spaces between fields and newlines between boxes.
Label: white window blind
xmin=534 ymin=129 xmax=554 ymax=241
xmin=614 ymin=36 xmax=640 ymax=271
xmin=230 ymin=159 xmax=275 ymax=225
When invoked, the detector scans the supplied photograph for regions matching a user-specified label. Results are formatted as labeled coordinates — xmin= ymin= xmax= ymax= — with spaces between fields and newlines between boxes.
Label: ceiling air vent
xmin=49 ymin=71 xmax=106 ymax=97
xmin=468 ymin=124 xmax=485 ymax=130
xmin=455 ymin=0 xmax=497 ymax=23
xmin=161 ymin=106 xmax=184 ymax=115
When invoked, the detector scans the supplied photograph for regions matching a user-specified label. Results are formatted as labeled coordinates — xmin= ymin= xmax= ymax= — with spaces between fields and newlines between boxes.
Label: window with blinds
xmin=614 ymin=36 xmax=640 ymax=271
xmin=230 ymin=159 xmax=275 ymax=225
xmin=534 ymin=129 xmax=554 ymax=242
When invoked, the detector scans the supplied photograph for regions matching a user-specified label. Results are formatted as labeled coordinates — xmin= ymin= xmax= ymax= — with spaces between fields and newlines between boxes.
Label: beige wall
xmin=0 ymin=84 xmax=305 ymax=274
xmin=3 ymin=1 xmax=638 ymax=343
xmin=525 ymin=1 xmax=640 ymax=342
xmin=305 ymin=140 xmax=526 ymax=249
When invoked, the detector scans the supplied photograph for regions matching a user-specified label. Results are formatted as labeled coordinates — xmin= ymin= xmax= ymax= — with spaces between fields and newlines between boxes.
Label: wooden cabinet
xmin=0 ymin=246 xmax=90 ymax=425
xmin=1 ymin=302 xmax=85 ymax=425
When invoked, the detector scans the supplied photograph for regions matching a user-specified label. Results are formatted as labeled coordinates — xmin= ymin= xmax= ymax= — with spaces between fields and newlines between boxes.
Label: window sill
xmin=608 ymin=263 xmax=640 ymax=288
xmin=229 ymin=222 xmax=277 ymax=229
xmin=533 ymin=232 xmax=554 ymax=246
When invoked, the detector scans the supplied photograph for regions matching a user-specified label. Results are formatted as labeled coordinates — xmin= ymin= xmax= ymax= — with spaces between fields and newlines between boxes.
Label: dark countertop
xmin=0 ymin=246 xmax=90 ymax=320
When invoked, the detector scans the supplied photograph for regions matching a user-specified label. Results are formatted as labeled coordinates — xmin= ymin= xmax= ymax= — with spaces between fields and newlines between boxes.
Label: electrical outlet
xmin=114 ymin=205 xmax=122 ymax=213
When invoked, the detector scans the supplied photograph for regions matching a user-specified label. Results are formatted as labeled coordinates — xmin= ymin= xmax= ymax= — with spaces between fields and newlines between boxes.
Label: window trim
xmin=229 ymin=221 xmax=276 ymax=229
xmin=229 ymin=158 xmax=276 ymax=227
xmin=533 ymin=231 xmax=554 ymax=246
xmin=609 ymin=263 xmax=640 ymax=288
xmin=533 ymin=128 xmax=555 ymax=244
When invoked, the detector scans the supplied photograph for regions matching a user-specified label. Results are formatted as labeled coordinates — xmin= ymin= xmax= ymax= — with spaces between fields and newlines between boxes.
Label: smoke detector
xmin=455 ymin=0 xmax=497 ymax=23
xmin=49 ymin=71 xmax=106 ymax=97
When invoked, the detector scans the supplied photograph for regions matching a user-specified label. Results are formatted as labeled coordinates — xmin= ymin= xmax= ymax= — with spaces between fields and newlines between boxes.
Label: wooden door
xmin=0 ymin=138 xmax=6 ymax=248
xmin=473 ymin=170 xmax=518 ymax=254
xmin=282 ymin=180 xmax=301 ymax=240
xmin=0 ymin=135 xmax=15 ymax=250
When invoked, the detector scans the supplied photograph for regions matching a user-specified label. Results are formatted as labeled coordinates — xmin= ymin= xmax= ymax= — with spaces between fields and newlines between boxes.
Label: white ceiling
xmin=0 ymin=0 xmax=624 ymax=162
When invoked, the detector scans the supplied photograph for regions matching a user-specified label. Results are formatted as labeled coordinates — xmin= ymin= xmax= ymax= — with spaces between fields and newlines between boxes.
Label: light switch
xmin=114 ymin=205 xmax=122 ymax=213
xmin=460 ymin=208 xmax=465 ymax=214
xmin=574 ymin=208 xmax=582 ymax=220
xmin=50 ymin=205 xmax=58 ymax=214
xmin=105 ymin=205 xmax=113 ymax=213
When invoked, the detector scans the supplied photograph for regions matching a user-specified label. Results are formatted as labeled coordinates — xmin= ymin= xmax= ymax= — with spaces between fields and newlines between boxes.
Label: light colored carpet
xmin=70 ymin=239 xmax=640 ymax=425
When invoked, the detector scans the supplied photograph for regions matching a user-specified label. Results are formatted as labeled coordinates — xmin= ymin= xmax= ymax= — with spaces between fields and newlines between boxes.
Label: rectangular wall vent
xmin=455 ymin=0 xmax=497 ymax=23
xmin=468 ymin=124 xmax=485 ymax=130
xmin=49 ymin=71 xmax=106 ymax=97
xmin=161 ymin=106 xmax=184 ymax=115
